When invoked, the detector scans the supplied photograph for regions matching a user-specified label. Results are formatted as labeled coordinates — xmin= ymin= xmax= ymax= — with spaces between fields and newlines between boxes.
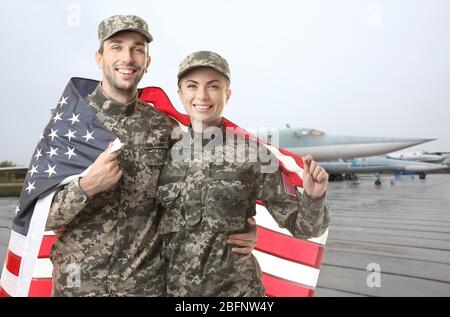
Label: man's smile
xmin=115 ymin=66 xmax=138 ymax=79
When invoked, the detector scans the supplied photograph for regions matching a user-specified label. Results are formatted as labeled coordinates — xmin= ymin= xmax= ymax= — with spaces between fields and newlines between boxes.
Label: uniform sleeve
xmin=45 ymin=177 xmax=89 ymax=230
xmin=256 ymin=168 xmax=330 ymax=239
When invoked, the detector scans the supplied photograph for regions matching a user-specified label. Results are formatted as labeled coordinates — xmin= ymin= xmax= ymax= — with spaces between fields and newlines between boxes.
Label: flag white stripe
xmin=32 ymin=259 xmax=53 ymax=279
xmin=255 ymin=204 xmax=292 ymax=236
xmin=1 ymin=265 xmax=18 ymax=296
xmin=255 ymin=204 xmax=327 ymax=246
xmin=0 ymin=260 xmax=52 ymax=296
xmin=253 ymin=249 xmax=320 ymax=288
xmin=11 ymin=152 xmax=103 ymax=296
xmin=8 ymin=230 xmax=26 ymax=258
xmin=264 ymin=143 xmax=304 ymax=174
xmin=6 ymin=230 xmax=58 ymax=259
xmin=262 ymin=144 xmax=304 ymax=191
xmin=16 ymin=191 xmax=55 ymax=296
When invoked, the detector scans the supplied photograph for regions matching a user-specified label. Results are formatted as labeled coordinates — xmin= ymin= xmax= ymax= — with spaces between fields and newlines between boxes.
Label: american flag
xmin=0 ymin=78 xmax=327 ymax=297
xmin=0 ymin=78 xmax=119 ymax=296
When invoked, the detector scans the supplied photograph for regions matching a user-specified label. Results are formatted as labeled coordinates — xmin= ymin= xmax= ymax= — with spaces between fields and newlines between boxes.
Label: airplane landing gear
xmin=419 ymin=172 xmax=426 ymax=179
xmin=350 ymin=174 xmax=360 ymax=184
xmin=375 ymin=174 xmax=381 ymax=186
xmin=329 ymin=174 xmax=344 ymax=182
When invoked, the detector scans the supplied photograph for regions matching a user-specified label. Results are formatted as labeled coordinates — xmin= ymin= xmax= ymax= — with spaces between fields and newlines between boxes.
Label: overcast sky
xmin=1 ymin=0 xmax=449 ymax=165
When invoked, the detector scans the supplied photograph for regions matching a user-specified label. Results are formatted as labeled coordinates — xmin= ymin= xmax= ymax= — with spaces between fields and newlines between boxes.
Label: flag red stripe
xmin=256 ymin=226 xmax=324 ymax=268
xmin=281 ymin=166 xmax=303 ymax=187
xmin=38 ymin=235 xmax=56 ymax=258
xmin=0 ymin=286 xmax=11 ymax=297
xmin=5 ymin=250 xmax=21 ymax=277
xmin=28 ymin=278 xmax=52 ymax=297
xmin=262 ymin=273 xmax=314 ymax=297
xmin=140 ymin=87 xmax=191 ymax=126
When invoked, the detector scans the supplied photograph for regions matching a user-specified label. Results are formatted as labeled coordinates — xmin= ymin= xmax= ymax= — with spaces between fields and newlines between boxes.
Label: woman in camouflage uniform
xmin=156 ymin=51 xmax=331 ymax=296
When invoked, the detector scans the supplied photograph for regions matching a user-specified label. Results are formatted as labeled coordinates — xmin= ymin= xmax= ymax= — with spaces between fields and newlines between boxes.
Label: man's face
xmin=178 ymin=67 xmax=231 ymax=126
xmin=96 ymin=31 xmax=150 ymax=94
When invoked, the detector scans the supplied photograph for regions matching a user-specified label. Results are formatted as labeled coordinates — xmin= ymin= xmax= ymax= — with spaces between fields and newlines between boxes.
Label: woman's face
xmin=178 ymin=67 xmax=231 ymax=127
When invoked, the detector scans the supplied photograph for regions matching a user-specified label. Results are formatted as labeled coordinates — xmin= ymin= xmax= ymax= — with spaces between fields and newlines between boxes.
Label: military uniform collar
xmin=89 ymin=83 xmax=137 ymax=116
xmin=188 ymin=119 xmax=226 ymax=134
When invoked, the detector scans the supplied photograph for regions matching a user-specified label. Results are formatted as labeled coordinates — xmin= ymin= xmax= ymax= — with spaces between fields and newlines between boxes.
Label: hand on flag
xmin=79 ymin=143 xmax=123 ymax=198
xmin=302 ymin=155 xmax=328 ymax=200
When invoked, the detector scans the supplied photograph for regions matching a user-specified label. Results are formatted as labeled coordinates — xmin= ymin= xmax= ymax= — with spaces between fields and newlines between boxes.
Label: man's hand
xmin=227 ymin=218 xmax=258 ymax=259
xmin=79 ymin=143 xmax=123 ymax=198
xmin=302 ymin=154 xmax=328 ymax=199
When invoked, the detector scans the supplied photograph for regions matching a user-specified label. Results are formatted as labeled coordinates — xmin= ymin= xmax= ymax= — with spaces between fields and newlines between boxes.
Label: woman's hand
xmin=302 ymin=155 xmax=328 ymax=199
xmin=226 ymin=218 xmax=258 ymax=259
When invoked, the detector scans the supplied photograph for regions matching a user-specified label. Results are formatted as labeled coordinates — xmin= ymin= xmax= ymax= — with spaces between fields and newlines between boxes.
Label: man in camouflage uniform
xmin=156 ymin=51 xmax=331 ymax=296
xmin=45 ymin=15 xmax=175 ymax=296
xmin=45 ymin=16 xmax=257 ymax=297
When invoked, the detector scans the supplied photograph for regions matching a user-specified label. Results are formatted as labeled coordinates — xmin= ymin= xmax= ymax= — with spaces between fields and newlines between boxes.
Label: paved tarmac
xmin=1 ymin=174 xmax=449 ymax=296
xmin=316 ymin=174 xmax=450 ymax=296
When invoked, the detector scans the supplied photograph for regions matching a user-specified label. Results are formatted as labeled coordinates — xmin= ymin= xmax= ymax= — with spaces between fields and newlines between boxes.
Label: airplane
xmin=320 ymin=156 xmax=449 ymax=185
xmin=386 ymin=150 xmax=450 ymax=164
xmin=257 ymin=126 xmax=435 ymax=162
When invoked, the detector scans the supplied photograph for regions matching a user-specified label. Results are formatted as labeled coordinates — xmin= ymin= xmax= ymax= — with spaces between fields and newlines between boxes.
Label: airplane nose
xmin=397 ymin=138 xmax=436 ymax=146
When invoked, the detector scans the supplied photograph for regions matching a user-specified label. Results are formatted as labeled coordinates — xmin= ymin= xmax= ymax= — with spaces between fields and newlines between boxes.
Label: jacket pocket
xmin=156 ymin=181 xmax=185 ymax=235
xmin=204 ymin=186 xmax=248 ymax=233
xmin=121 ymin=143 xmax=170 ymax=200
xmin=138 ymin=143 xmax=168 ymax=166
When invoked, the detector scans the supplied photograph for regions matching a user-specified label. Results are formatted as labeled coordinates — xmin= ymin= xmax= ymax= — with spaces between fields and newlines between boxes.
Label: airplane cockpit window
xmin=300 ymin=129 xmax=325 ymax=137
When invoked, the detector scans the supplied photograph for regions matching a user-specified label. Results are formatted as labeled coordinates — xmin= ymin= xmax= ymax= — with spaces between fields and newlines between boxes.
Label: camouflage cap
xmin=178 ymin=51 xmax=230 ymax=82
xmin=98 ymin=15 xmax=153 ymax=44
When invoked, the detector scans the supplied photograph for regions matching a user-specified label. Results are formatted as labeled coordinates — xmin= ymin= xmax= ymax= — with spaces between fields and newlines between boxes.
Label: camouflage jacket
xmin=46 ymin=83 xmax=176 ymax=296
xmin=156 ymin=124 xmax=330 ymax=296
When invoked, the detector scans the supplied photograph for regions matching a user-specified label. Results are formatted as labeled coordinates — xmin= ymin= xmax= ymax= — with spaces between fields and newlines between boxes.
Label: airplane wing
xmin=0 ymin=167 xmax=27 ymax=174
xmin=321 ymin=158 xmax=448 ymax=175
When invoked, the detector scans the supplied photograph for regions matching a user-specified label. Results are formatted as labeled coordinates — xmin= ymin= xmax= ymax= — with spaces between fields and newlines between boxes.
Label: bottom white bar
xmin=253 ymin=250 xmax=319 ymax=288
